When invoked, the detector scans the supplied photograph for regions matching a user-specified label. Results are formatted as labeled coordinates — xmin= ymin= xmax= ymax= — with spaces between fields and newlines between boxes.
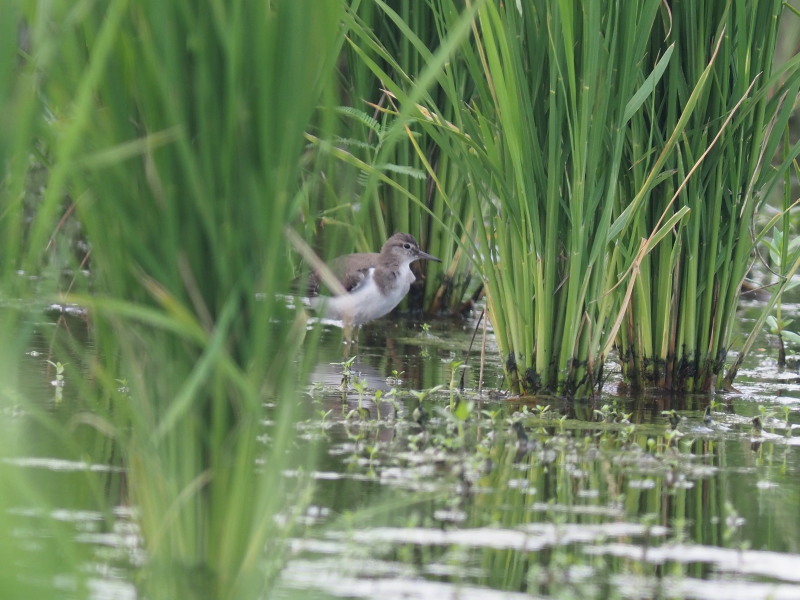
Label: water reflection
xmin=1 ymin=309 xmax=130 ymax=599
xmin=2 ymin=310 xmax=800 ymax=599
xmin=287 ymin=317 xmax=800 ymax=600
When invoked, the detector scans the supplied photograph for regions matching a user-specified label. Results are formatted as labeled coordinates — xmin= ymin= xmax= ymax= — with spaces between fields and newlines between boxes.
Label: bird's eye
xmin=403 ymin=243 xmax=412 ymax=250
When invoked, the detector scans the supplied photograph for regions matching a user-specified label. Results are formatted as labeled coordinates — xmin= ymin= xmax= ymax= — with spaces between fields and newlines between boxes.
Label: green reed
xmin=1 ymin=4 xmax=99 ymax=597
xmin=346 ymin=0 xmax=800 ymax=397
xmin=307 ymin=0 xmax=481 ymax=315
xmin=4 ymin=1 xmax=346 ymax=598
xmin=723 ymin=141 xmax=800 ymax=385
xmin=618 ymin=0 xmax=800 ymax=392
xmin=403 ymin=0 xmax=687 ymax=396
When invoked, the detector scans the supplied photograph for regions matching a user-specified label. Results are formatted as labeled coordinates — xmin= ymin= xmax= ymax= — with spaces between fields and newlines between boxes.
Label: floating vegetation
xmin=281 ymin=325 xmax=800 ymax=599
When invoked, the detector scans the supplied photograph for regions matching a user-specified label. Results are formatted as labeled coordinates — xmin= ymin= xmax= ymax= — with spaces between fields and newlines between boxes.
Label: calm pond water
xmin=3 ymin=305 xmax=800 ymax=599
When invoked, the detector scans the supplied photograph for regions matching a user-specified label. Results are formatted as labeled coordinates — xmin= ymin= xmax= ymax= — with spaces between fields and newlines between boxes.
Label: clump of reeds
xmin=352 ymin=0 xmax=681 ymax=396
xmin=617 ymin=0 xmax=800 ymax=392
xmin=305 ymin=2 xmax=483 ymax=315
xmin=8 ymin=1 xmax=346 ymax=598
xmin=346 ymin=0 xmax=800 ymax=397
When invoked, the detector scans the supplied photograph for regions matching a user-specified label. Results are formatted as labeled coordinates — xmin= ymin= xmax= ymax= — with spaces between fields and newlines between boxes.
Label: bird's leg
xmin=341 ymin=326 xmax=353 ymax=359
xmin=341 ymin=318 xmax=359 ymax=358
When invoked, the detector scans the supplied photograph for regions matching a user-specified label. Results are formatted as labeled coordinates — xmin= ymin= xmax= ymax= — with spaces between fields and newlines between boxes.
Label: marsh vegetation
xmin=1 ymin=1 xmax=799 ymax=599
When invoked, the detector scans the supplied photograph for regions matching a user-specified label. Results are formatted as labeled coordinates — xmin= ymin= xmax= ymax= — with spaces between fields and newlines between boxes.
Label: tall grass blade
xmin=22 ymin=1 xmax=346 ymax=597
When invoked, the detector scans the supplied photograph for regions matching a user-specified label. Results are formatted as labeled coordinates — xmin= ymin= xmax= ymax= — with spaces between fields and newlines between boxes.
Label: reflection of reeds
xmin=346 ymin=1 xmax=800 ymax=396
xmin=2 ymin=2 xmax=345 ymax=597
xmin=476 ymin=424 xmax=724 ymax=594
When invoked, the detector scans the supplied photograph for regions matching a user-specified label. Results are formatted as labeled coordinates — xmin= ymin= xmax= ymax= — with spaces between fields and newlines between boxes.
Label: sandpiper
xmin=305 ymin=232 xmax=441 ymax=327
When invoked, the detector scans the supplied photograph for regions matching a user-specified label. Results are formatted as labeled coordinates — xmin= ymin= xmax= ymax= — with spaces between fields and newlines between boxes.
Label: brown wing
xmin=306 ymin=252 xmax=380 ymax=296
xmin=332 ymin=252 xmax=379 ymax=293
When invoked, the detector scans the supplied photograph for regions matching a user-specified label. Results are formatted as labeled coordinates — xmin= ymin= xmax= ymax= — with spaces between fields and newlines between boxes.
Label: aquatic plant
xmin=395 ymin=0 xmax=685 ymax=397
xmin=741 ymin=144 xmax=800 ymax=371
xmin=5 ymin=1 xmax=346 ymax=598
xmin=346 ymin=0 xmax=800 ymax=397
xmin=305 ymin=1 xmax=484 ymax=315
xmin=616 ymin=0 xmax=800 ymax=392
xmin=0 ymin=3 xmax=90 ymax=595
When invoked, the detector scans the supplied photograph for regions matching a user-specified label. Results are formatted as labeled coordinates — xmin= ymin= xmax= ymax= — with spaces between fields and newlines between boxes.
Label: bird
xmin=304 ymin=232 xmax=441 ymax=328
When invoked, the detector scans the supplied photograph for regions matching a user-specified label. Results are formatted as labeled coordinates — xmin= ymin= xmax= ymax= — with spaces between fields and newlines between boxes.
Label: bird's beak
xmin=416 ymin=249 xmax=442 ymax=263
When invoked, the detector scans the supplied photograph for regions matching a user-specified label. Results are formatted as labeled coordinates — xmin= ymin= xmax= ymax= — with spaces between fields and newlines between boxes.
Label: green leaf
xmin=377 ymin=163 xmax=427 ymax=179
xmin=453 ymin=398 xmax=474 ymax=421
xmin=334 ymin=106 xmax=382 ymax=133
xmin=623 ymin=44 xmax=674 ymax=124
xmin=782 ymin=330 xmax=800 ymax=345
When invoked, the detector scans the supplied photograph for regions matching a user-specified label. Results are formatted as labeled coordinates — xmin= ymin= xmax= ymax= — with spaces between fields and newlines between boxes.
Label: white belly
xmin=310 ymin=266 xmax=416 ymax=325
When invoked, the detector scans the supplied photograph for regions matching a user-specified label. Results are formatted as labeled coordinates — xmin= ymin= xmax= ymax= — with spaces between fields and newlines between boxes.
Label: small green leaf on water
xmin=453 ymin=398 xmax=474 ymax=421
xmin=782 ymin=330 xmax=800 ymax=345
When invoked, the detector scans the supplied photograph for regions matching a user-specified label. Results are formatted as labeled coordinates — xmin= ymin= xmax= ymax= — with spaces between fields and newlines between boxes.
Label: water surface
xmin=3 ymin=309 xmax=800 ymax=599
